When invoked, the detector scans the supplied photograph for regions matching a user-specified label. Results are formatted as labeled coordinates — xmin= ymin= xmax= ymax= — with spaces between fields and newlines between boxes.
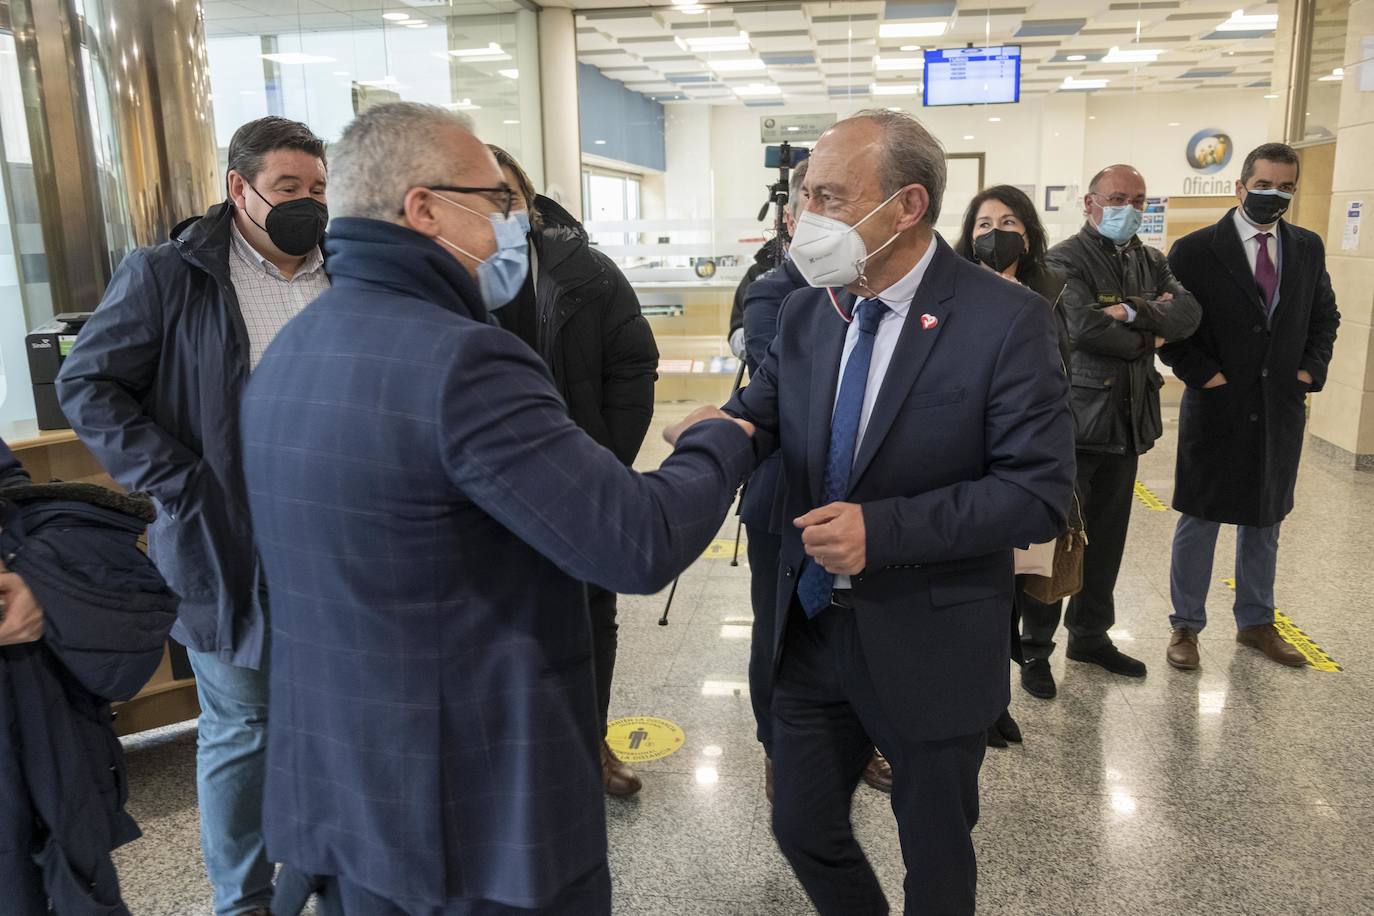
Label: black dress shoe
xmin=1020 ymin=658 xmax=1057 ymax=699
xmin=1067 ymin=644 xmax=1147 ymax=678
xmin=994 ymin=708 xmax=1022 ymax=743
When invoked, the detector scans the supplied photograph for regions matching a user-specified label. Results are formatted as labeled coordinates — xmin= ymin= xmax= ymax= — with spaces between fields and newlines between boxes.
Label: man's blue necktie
xmin=797 ymin=297 xmax=888 ymax=617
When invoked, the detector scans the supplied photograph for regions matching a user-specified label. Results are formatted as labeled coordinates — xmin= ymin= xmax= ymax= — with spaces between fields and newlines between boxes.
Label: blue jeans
xmin=1169 ymin=514 xmax=1281 ymax=633
xmin=188 ymin=649 xmax=273 ymax=915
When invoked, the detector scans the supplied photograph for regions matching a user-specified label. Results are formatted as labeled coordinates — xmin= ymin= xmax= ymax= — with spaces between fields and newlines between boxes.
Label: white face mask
xmin=789 ymin=187 xmax=905 ymax=288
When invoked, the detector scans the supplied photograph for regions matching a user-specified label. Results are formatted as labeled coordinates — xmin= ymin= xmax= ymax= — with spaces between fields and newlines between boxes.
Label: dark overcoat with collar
xmin=1161 ymin=210 xmax=1340 ymax=527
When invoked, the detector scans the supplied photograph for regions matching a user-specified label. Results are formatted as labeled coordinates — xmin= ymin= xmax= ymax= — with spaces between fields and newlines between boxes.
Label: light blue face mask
xmin=433 ymin=195 xmax=530 ymax=310
xmin=1095 ymin=204 xmax=1143 ymax=244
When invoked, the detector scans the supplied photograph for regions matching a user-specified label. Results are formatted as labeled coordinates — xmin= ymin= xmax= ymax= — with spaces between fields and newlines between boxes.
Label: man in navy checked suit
xmin=714 ymin=111 xmax=1075 ymax=914
xmin=240 ymin=103 xmax=755 ymax=915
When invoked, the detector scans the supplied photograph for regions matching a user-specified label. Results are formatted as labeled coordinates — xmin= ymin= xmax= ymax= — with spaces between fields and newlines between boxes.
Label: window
xmin=582 ymin=168 xmax=642 ymax=252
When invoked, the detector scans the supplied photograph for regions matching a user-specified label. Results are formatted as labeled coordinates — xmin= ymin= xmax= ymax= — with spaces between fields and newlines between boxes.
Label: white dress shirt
xmin=830 ymin=238 xmax=937 ymax=586
xmin=229 ymin=221 xmax=330 ymax=371
xmin=1233 ymin=207 xmax=1282 ymax=308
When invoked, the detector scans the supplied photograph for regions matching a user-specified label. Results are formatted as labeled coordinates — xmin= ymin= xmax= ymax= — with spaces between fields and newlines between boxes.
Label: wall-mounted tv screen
xmin=923 ymin=45 xmax=1021 ymax=107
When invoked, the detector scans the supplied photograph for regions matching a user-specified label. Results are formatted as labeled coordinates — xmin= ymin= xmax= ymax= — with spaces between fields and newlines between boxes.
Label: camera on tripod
xmin=756 ymin=142 xmax=812 ymax=265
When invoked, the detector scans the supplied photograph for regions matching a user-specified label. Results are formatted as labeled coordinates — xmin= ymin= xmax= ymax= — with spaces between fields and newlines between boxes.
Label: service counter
xmin=633 ymin=279 xmax=744 ymax=403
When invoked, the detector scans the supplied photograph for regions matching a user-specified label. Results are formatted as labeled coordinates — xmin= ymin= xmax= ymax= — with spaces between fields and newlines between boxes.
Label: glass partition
xmin=1300 ymin=0 xmax=1351 ymax=142
xmin=202 ymin=0 xmax=544 ymax=187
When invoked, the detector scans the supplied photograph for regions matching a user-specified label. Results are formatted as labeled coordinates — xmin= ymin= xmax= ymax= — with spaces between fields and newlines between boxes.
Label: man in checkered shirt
xmin=58 ymin=117 xmax=329 ymax=916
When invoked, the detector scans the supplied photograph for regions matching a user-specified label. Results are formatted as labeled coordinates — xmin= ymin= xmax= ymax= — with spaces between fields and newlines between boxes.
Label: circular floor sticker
xmin=605 ymin=716 xmax=686 ymax=763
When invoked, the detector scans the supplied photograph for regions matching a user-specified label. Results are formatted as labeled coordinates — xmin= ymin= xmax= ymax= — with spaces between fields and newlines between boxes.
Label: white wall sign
xmin=1343 ymin=201 xmax=1363 ymax=251
xmin=759 ymin=113 xmax=837 ymax=143
xmin=1141 ymin=197 xmax=1168 ymax=247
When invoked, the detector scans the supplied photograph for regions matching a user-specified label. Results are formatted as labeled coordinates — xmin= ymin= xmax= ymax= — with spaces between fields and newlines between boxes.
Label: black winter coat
xmin=56 ymin=201 xmax=273 ymax=668
xmin=499 ymin=196 xmax=659 ymax=466
xmin=1047 ymin=223 xmax=1202 ymax=455
xmin=0 ymin=444 xmax=178 ymax=915
xmin=1161 ymin=211 xmax=1340 ymax=527
xmin=730 ymin=238 xmax=785 ymax=337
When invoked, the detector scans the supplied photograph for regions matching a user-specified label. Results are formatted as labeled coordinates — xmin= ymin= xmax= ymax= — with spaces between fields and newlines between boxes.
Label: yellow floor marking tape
xmin=700 ymin=537 xmax=743 ymax=560
xmin=1221 ymin=577 xmax=1342 ymax=672
xmin=605 ymin=716 xmax=686 ymax=763
xmin=1133 ymin=481 xmax=1169 ymax=511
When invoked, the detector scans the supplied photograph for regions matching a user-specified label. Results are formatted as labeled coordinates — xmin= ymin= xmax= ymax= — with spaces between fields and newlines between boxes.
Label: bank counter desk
xmin=2 ymin=420 xmax=201 ymax=736
xmin=633 ymin=278 xmax=747 ymax=404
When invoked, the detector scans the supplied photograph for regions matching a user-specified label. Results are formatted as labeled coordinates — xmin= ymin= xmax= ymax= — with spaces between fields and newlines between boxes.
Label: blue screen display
xmin=922 ymin=46 xmax=1021 ymax=107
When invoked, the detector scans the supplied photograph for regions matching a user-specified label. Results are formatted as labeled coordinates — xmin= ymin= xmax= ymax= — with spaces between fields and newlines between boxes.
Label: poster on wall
xmin=1140 ymin=197 xmax=1168 ymax=247
xmin=1343 ymin=201 xmax=1363 ymax=251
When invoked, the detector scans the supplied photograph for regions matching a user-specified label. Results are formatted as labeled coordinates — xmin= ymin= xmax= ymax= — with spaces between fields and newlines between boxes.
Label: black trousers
xmin=771 ymin=602 xmax=987 ymax=916
xmin=275 ymin=862 xmax=611 ymax=916
xmin=745 ymin=524 xmax=782 ymax=754
xmin=1021 ymin=449 xmax=1138 ymax=659
xmin=587 ymin=584 xmax=618 ymax=736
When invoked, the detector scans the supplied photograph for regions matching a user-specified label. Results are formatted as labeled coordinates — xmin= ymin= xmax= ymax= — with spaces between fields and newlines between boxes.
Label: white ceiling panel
xmin=733 ymin=3 xmax=810 ymax=33
xmin=748 ymin=30 xmax=816 ymax=52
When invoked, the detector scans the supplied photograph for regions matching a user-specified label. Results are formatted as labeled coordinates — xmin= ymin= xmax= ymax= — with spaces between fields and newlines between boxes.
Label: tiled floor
xmin=116 ymin=403 xmax=1374 ymax=915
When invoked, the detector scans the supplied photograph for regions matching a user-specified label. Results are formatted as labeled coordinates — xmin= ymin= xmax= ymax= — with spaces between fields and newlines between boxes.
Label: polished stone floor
xmin=116 ymin=404 xmax=1374 ymax=915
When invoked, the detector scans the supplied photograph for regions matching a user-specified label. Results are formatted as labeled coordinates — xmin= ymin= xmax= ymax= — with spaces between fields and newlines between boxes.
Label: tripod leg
xmin=659 ymin=577 xmax=679 ymax=626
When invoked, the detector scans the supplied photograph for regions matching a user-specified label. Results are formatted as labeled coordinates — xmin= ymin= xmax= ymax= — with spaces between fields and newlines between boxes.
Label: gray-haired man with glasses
xmin=1019 ymin=164 xmax=1201 ymax=700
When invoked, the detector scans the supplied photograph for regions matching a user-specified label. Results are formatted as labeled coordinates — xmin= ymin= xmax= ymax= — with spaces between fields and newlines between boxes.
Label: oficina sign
xmin=1182 ymin=128 xmax=1237 ymax=194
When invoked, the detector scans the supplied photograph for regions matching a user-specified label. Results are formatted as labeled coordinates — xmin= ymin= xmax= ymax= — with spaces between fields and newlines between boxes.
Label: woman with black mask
xmin=955 ymin=185 xmax=1072 ymax=750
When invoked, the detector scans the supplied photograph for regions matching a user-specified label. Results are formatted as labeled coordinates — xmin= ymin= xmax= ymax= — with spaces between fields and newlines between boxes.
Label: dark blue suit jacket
xmin=240 ymin=219 xmax=754 ymax=908
xmin=739 ymin=257 xmax=807 ymax=534
xmin=726 ymin=237 xmax=1075 ymax=740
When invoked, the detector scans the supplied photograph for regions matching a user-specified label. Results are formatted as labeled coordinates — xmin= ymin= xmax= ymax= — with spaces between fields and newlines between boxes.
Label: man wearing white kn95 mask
xmin=681 ymin=109 xmax=1076 ymax=915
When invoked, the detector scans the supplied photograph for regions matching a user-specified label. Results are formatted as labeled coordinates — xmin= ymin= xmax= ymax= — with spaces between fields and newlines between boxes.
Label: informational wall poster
xmin=1140 ymin=197 xmax=1169 ymax=247
xmin=1343 ymin=201 xmax=1363 ymax=252
xmin=759 ymin=113 xmax=837 ymax=143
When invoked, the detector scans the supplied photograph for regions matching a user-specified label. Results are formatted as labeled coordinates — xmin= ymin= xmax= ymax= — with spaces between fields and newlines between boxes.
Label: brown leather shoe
xmin=862 ymin=751 xmax=892 ymax=793
xmin=601 ymin=741 xmax=643 ymax=796
xmin=1167 ymin=627 xmax=1200 ymax=670
xmin=765 ymin=757 xmax=774 ymax=804
xmin=1236 ymin=624 xmax=1306 ymax=668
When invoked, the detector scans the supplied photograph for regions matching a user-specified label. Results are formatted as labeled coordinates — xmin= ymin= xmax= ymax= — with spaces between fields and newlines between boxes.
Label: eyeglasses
xmin=424 ymin=184 xmax=516 ymax=219
xmin=1092 ymin=192 xmax=1148 ymax=209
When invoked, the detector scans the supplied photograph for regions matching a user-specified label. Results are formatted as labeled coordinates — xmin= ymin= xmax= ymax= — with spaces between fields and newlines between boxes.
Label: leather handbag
xmin=1021 ymin=491 xmax=1088 ymax=604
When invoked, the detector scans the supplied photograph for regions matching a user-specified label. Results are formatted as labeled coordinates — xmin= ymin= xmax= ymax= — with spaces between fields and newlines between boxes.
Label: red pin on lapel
xmin=920 ymin=313 xmax=939 ymax=331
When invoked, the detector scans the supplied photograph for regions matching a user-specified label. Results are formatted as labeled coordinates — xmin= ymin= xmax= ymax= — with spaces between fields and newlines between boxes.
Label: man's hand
xmin=1156 ymin=292 xmax=1174 ymax=302
xmin=0 ymin=564 xmax=44 ymax=646
xmin=1154 ymin=336 xmax=1166 ymax=349
xmin=663 ymin=406 xmax=755 ymax=447
xmin=795 ymin=502 xmax=866 ymax=576
xmin=1203 ymin=372 xmax=1228 ymax=389
xmin=1102 ymin=304 xmax=1130 ymax=322
xmin=1298 ymin=369 xmax=1314 ymax=387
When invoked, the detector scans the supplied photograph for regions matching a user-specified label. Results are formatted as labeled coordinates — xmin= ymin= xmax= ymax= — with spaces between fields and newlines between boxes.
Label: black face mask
xmin=972 ymin=228 xmax=1026 ymax=273
xmin=246 ymin=183 xmax=328 ymax=256
xmin=1240 ymin=188 xmax=1292 ymax=227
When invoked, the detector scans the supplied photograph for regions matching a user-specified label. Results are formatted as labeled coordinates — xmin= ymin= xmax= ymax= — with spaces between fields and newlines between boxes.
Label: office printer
xmin=26 ymin=312 xmax=92 ymax=430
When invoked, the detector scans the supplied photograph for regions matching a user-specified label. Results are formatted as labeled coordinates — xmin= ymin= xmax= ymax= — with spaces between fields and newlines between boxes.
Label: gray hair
xmin=328 ymin=102 xmax=475 ymax=221
xmin=850 ymin=108 xmax=947 ymax=226
xmin=788 ymin=158 xmax=809 ymax=219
